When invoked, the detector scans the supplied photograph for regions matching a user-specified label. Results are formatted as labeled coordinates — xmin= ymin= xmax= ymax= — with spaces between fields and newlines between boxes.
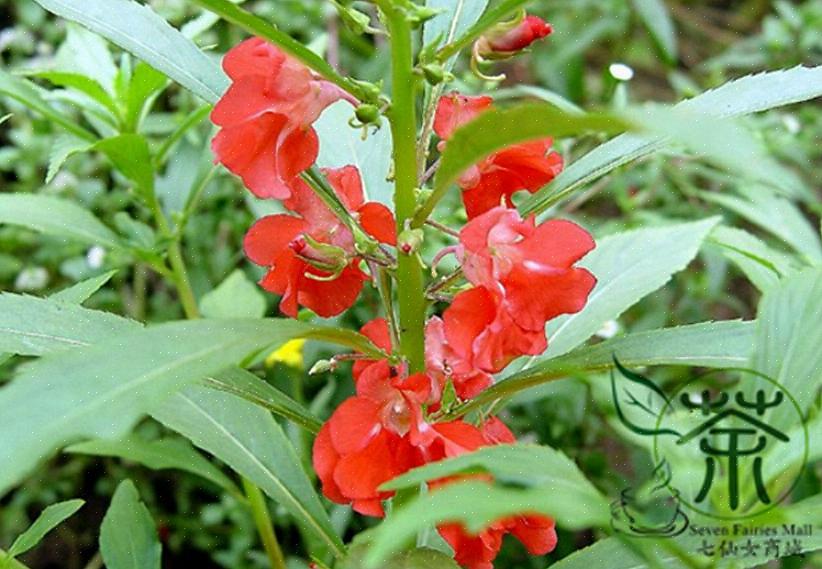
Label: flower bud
xmin=397 ymin=228 xmax=424 ymax=256
xmin=291 ymin=234 xmax=349 ymax=275
xmin=421 ymin=63 xmax=448 ymax=86
xmin=309 ymin=359 xmax=336 ymax=375
xmin=475 ymin=14 xmax=553 ymax=59
xmin=354 ymin=103 xmax=381 ymax=126
xmin=332 ymin=1 xmax=376 ymax=36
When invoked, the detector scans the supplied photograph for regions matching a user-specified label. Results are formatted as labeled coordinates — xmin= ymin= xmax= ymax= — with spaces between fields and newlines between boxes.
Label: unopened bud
xmin=309 ymin=359 xmax=336 ymax=375
xmin=332 ymin=1 xmax=375 ymax=35
xmin=355 ymin=103 xmax=381 ymax=125
xmin=474 ymin=12 xmax=552 ymax=60
xmin=397 ymin=228 xmax=424 ymax=256
xmin=421 ymin=63 xmax=448 ymax=85
xmin=405 ymin=5 xmax=441 ymax=28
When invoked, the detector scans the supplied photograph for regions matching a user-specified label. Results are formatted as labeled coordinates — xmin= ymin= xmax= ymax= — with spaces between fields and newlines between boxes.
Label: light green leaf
xmin=6 ymin=500 xmax=84 ymax=560
xmin=54 ymin=24 xmax=117 ymax=91
xmin=628 ymin=106 xmax=805 ymax=199
xmin=26 ymin=70 xmax=119 ymax=117
xmin=631 ymin=0 xmax=677 ymax=64
xmin=46 ymin=133 xmax=94 ymax=184
xmin=66 ymin=436 xmax=240 ymax=498
xmin=423 ymin=0 xmax=489 ymax=56
xmin=417 ymin=104 xmax=630 ymax=224
xmin=0 ymin=194 xmax=120 ymax=249
xmin=0 ymin=318 xmax=378 ymax=496
xmin=457 ymin=320 xmax=755 ymax=416
xmin=200 ymin=270 xmax=266 ymax=319
xmin=151 ymin=384 xmax=346 ymax=556
xmin=51 ymin=271 xmax=118 ymax=304
xmin=342 ymin=544 xmax=459 ymax=569
xmin=751 ymin=267 xmax=822 ymax=429
xmin=703 ymin=189 xmax=822 ymax=263
xmin=523 ymin=65 xmax=822 ymax=215
xmin=708 ymin=225 xmax=799 ymax=291
xmin=0 ymin=69 xmax=97 ymax=141
xmin=100 ymin=480 xmax=161 ymax=569
xmin=94 ymin=134 xmax=154 ymax=193
xmin=123 ymin=62 xmax=167 ymax=132
xmin=0 ymin=293 xmax=140 ymax=356
xmin=204 ymin=367 xmax=323 ymax=433
xmin=315 ymin=101 xmax=393 ymax=206
xmin=32 ymin=0 xmax=228 ymax=103
xmin=366 ymin=479 xmax=607 ymax=567
xmin=541 ymin=217 xmax=719 ymax=359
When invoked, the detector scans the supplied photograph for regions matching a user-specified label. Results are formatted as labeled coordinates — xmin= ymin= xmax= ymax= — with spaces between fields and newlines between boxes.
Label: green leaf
xmin=367 ymin=475 xmax=608 ymax=567
xmin=314 ymin=101 xmax=393 ymax=207
xmin=94 ymin=134 xmax=154 ymax=194
xmin=54 ymin=23 xmax=117 ymax=91
xmin=751 ymin=267 xmax=822 ymax=429
xmin=200 ymin=270 xmax=266 ymax=319
xmin=46 ymin=134 xmax=94 ymax=184
xmin=0 ymin=194 xmax=121 ymax=249
xmin=627 ymin=105 xmax=805 ymax=199
xmin=123 ymin=62 xmax=167 ymax=132
xmin=423 ymin=0 xmax=489 ymax=64
xmin=0 ymin=293 xmax=140 ymax=356
xmin=51 ymin=270 xmax=118 ymax=304
xmin=66 ymin=436 xmax=241 ymax=499
xmin=702 ymin=189 xmax=822 ymax=263
xmin=708 ymin=226 xmax=799 ymax=292
xmin=6 ymin=500 xmax=84 ymax=560
xmin=631 ymin=0 xmax=677 ymax=64
xmin=452 ymin=319 xmax=755 ymax=419
xmin=0 ymin=318 xmax=378 ymax=496
xmin=151 ymin=384 xmax=346 ymax=557
xmin=203 ymin=367 xmax=323 ymax=433
xmin=416 ymin=104 xmax=630 ymax=225
xmin=342 ymin=544 xmax=459 ymax=569
xmin=100 ymin=480 xmax=161 ymax=569
xmin=541 ymin=218 xmax=719 ymax=359
xmin=32 ymin=0 xmax=228 ymax=103
xmin=0 ymin=69 xmax=97 ymax=141
xmin=26 ymin=70 xmax=119 ymax=117
xmin=522 ymin=65 xmax=822 ymax=215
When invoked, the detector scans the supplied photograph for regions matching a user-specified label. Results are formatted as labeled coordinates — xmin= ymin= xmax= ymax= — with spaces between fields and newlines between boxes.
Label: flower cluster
xmin=213 ymin=18 xmax=594 ymax=569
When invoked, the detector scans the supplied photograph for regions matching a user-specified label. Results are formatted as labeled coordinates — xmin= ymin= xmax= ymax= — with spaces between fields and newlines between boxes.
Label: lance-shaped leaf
xmin=100 ymin=480 xmax=161 ymax=569
xmin=0 ymin=318 xmax=379 ymax=496
xmin=151 ymin=384 xmax=346 ymax=557
xmin=5 ymin=500 xmax=84 ymax=561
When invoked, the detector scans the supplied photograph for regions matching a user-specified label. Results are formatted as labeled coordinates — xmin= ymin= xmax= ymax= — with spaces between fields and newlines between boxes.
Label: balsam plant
xmin=0 ymin=1 xmax=821 ymax=568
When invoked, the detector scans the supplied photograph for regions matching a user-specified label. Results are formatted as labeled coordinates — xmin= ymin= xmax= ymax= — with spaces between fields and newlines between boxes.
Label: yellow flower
xmin=265 ymin=339 xmax=306 ymax=369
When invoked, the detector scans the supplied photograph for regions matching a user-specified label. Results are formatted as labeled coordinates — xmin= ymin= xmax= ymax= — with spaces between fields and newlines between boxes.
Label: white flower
xmin=609 ymin=63 xmax=634 ymax=82
xmin=15 ymin=267 xmax=49 ymax=291
xmin=86 ymin=245 xmax=106 ymax=269
xmin=596 ymin=319 xmax=620 ymax=339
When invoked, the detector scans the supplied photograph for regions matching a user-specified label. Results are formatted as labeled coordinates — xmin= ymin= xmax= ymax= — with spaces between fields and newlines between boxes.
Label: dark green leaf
xmin=94 ymin=134 xmax=154 ymax=194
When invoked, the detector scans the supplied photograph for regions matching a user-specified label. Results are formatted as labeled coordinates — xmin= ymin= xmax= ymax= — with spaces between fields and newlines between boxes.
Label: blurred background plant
xmin=0 ymin=0 xmax=820 ymax=567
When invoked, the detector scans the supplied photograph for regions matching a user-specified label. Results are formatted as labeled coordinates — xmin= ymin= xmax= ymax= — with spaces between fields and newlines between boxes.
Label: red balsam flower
xmin=212 ymin=38 xmax=353 ymax=199
xmin=244 ymin=166 xmax=394 ymax=318
xmin=434 ymin=93 xmax=563 ymax=219
xmin=475 ymin=15 xmax=553 ymax=58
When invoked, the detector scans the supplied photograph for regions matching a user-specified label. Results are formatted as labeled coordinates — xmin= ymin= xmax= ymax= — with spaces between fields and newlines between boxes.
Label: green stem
xmin=243 ymin=479 xmax=288 ymax=569
xmin=380 ymin=1 xmax=426 ymax=372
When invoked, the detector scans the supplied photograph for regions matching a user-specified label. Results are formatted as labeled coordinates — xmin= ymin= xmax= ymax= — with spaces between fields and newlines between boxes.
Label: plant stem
xmin=243 ymin=479 xmax=288 ymax=569
xmin=380 ymin=1 xmax=426 ymax=372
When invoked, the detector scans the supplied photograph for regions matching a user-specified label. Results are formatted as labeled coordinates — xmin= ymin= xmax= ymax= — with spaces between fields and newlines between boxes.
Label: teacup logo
xmin=610 ymin=459 xmax=689 ymax=537
xmin=610 ymin=358 xmax=808 ymax=522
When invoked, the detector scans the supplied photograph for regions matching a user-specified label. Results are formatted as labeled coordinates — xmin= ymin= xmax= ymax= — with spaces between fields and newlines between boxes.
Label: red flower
xmin=433 ymin=94 xmax=563 ymax=219
xmin=476 ymin=15 xmax=553 ymax=57
xmin=459 ymin=206 xmax=597 ymax=332
xmin=439 ymin=515 xmax=557 ymax=569
xmin=243 ymin=166 xmax=395 ymax=317
xmin=211 ymin=38 xmax=353 ymax=199
xmin=312 ymin=368 xmax=432 ymax=516
xmin=441 ymin=286 xmax=547 ymax=374
xmin=425 ymin=316 xmax=493 ymax=400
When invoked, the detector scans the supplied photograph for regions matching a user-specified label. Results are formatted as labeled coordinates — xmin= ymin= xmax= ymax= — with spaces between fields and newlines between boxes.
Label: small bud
xmin=421 ymin=63 xmax=447 ymax=85
xmin=332 ymin=0 xmax=377 ymax=36
xmin=397 ymin=228 xmax=424 ymax=256
xmin=351 ymin=79 xmax=382 ymax=104
xmin=309 ymin=359 xmax=336 ymax=375
xmin=354 ymin=103 xmax=381 ymax=126
xmin=404 ymin=5 xmax=441 ymax=28
xmin=474 ymin=12 xmax=552 ymax=60
xmin=292 ymin=234 xmax=349 ymax=275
